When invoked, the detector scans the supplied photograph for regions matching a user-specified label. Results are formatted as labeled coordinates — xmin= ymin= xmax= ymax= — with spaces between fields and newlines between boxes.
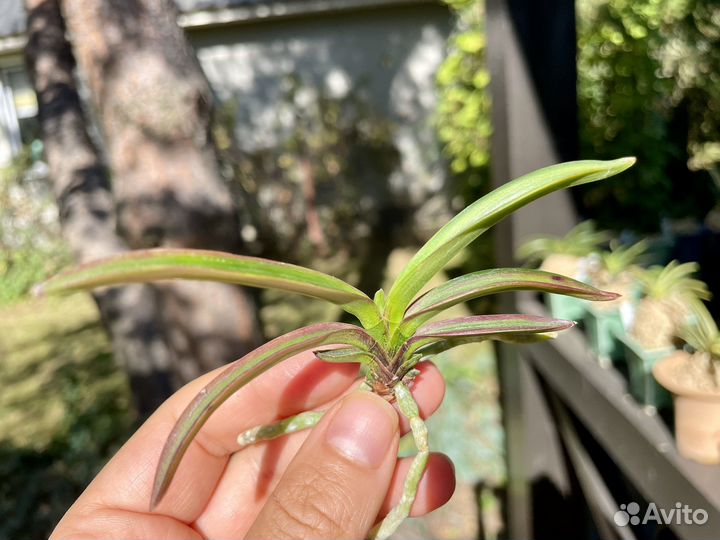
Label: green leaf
xmin=401 ymin=314 xmax=574 ymax=358
xmin=456 ymin=31 xmax=485 ymax=53
xmin=315 ymin=347 xmax=375 ymax=364
xmin=400 ymin=268 xmax=618 ymax=334
xmin=679 ymin=299 xmax=719 ymax=354
xmin=384 ymin=158 xmax=635 ymax=329
xmin=35 ymin=248 xmax=382 ymax=331
xmin=517 ymin=220 xmax=610 ymax=263
xmin=416 ymin=331 xmax=559 ymax=357
xmin=600 ymin=239 xmax=648 ymax=277
xmin=637 ymin=260 xmax=710 ymax=301
xmin=151 ymin=322 xmax=377 ymax=509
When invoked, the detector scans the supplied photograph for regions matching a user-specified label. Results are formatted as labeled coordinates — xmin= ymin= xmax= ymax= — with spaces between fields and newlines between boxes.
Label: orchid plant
xmin=517 ymin=220 xmax=610 ymax=266
xmin=35 ymin=158 xmax=633 ymax=538
xmin=680 ymin=300 xmax=720 ymax=388
xmin=599 ymin=239 xmax=647 ymax=280
xmin=630 ymin=260 xmax=710 ymax=350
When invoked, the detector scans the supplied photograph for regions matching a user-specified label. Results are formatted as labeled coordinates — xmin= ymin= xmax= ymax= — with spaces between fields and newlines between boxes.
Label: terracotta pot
xmin=653 ymin=351 xmax=720 ymax=464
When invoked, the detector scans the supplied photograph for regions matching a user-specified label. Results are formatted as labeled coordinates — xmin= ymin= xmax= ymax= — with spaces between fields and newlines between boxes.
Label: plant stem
xmin=237 ymin=411 xmax=324 ymax=448
xmin=370 ymin=381 xmax=429 ymax=540
xmin=236 ymin=381 xmax=374 ymax=448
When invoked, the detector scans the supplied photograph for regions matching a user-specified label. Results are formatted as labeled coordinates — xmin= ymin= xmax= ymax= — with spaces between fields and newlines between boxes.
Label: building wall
xmin=189 ymin=2 xmax=452 ymax=205
xmin=0 ymin=1 xmax=452 ymax=206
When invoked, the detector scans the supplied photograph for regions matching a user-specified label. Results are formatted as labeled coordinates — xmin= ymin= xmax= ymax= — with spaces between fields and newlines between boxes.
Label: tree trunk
xmin=25 ymin=0 xmax=260 ymax=415
xmin=59 ymin=0 xmax=239 ymax=250
xmin=59 ymin=0 xmax=261 ymax=378
xmin=25 ymin=0 xmax=175 ymax=415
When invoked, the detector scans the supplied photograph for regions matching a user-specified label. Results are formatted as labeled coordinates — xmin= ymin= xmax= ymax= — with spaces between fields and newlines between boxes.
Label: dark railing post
xmin=486 ymin=0 xmax=579 ymax=537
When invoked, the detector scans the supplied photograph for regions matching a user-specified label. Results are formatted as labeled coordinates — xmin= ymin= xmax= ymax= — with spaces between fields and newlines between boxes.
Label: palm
xmin=52 ymin=352 xmax=450 ymax=539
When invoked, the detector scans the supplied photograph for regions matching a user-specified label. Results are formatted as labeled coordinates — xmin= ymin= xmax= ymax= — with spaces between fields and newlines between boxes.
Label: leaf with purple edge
xmin=315 ymin=347 xmax=375 ymax=364
xmin=150 ymin=322 xmax=378 ymax=509
xmin=413 ymin=331 xmax=560 ymax=358
xmin=401 ymin=268 xmax=617 ymax=334
xmin=34 ymin=248 xmax=382 ymax=331
xmin=401 ymin=314 xmax=575 ymax=358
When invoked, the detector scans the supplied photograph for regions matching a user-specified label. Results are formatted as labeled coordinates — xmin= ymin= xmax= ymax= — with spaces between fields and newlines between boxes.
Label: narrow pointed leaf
xmin=403 ymin=314 xmax=574 ymax=357
xmin=315 ymin=347 xmax=375 ymax=364
xmin=415 ymin=314 xmax=574 ymax=339
xmin=384 ymin=158 xmax=635 ymax=327
xmin=35 ymin=248 xmax=382 ymax=329
xmin=151 ymin=322 xmax=377 ymax=509
xmin=416 ymin=331 xmax=559 ymax=357
xmin=401 ymin=268 xmax=618 ymax=332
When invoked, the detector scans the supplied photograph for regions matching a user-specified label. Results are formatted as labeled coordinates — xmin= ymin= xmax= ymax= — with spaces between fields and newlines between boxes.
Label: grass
xmin=0 ymin=293 xmax=135 ymax=539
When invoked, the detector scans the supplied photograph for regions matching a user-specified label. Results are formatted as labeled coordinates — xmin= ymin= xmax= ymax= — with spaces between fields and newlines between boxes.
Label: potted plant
xmin=518 ymin=220 xmax=609 ymax=320
xmin=584 ymin=240 xmax=646 ymax=367
xmin=653 ymin=300 xmax=720 ymax=464
xmin=620 ymin=261 xmax=711 ymax=411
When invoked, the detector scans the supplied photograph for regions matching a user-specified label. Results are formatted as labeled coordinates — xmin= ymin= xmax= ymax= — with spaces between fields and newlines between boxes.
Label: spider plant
xmin=35 ymin=158 xmax=633 ymax=538
xmin=517 ymin=220 xmax=610 ymax=278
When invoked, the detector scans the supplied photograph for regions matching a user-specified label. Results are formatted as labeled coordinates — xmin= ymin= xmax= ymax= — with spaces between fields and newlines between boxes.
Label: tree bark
xmin=25 ymin=0 xmax=175 ymax=415
xmin=59 ymin=0 xmax=262 ymax=378
xmin=59 ymin=0 xmax=238 ymax=250
xmin=25 ymin=0 xmax=260 ymax=415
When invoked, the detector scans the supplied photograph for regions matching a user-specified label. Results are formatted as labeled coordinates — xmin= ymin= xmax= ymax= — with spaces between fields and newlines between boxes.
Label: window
xmin=0 ymin=66 xmax=39 ymax=165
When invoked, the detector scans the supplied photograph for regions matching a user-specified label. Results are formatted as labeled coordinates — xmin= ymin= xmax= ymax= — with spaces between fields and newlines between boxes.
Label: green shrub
xmin=435 ymin=0 xmax=491 ymax=188
xmin=575 ymin=0 xmax=720 ymax=230
xmin=0 ymin=148 xmax=69 ymax=305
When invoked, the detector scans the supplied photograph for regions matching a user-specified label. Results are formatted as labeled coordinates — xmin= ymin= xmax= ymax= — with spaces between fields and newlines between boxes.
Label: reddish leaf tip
xmin=605 ymin=291 xmax=621 ymax=301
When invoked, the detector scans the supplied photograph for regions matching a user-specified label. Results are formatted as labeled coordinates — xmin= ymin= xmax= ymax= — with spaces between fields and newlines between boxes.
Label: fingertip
xmin=246 ymin=390 xmax=401 ymax=539
xmin=411 ymin=452 xmax=456 ymax=517
xmin=380 ymin=452 xmax=456 ymax=517
xmin=324 ymin=391 xmax=400 ymax=468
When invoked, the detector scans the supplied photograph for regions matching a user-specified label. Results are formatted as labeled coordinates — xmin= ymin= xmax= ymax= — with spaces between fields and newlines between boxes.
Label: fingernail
xmin=325 ymin=392 xmax=397 ymax=468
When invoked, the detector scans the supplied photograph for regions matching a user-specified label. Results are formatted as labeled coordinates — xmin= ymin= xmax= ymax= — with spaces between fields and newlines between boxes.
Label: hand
xmin=51 ymin=351 xmax=455 ymax=539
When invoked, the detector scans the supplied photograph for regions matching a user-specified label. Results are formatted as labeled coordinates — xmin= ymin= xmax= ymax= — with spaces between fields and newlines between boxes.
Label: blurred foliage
xmin=517 ymin=220 xmax=610 ymax=265
xmin=599 ymin=238 xmax=648 ymax=278
xmin=576 ymin=0 xmax=720 ymax=230
xmin=436 ymin=0 xmax=720 ymax=232
xmin=215 ymin=77 xmax=400 ymax=266
xmin=0 ymin=294 xmax=135 ymax=539
xmin=434 ymin=0 xmax=495 ymax=286
xmin=214 ymin=77 xmax=405 ymax=333
xmin=0 ymin=148 xmax=69 ymax=305
xmin=435 ymin=0 xmax=491 ymax=189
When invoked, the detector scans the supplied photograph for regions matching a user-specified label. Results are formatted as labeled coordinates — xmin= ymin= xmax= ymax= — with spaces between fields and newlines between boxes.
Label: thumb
xmin=246 ymin=390 xmax=400 ymax=539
